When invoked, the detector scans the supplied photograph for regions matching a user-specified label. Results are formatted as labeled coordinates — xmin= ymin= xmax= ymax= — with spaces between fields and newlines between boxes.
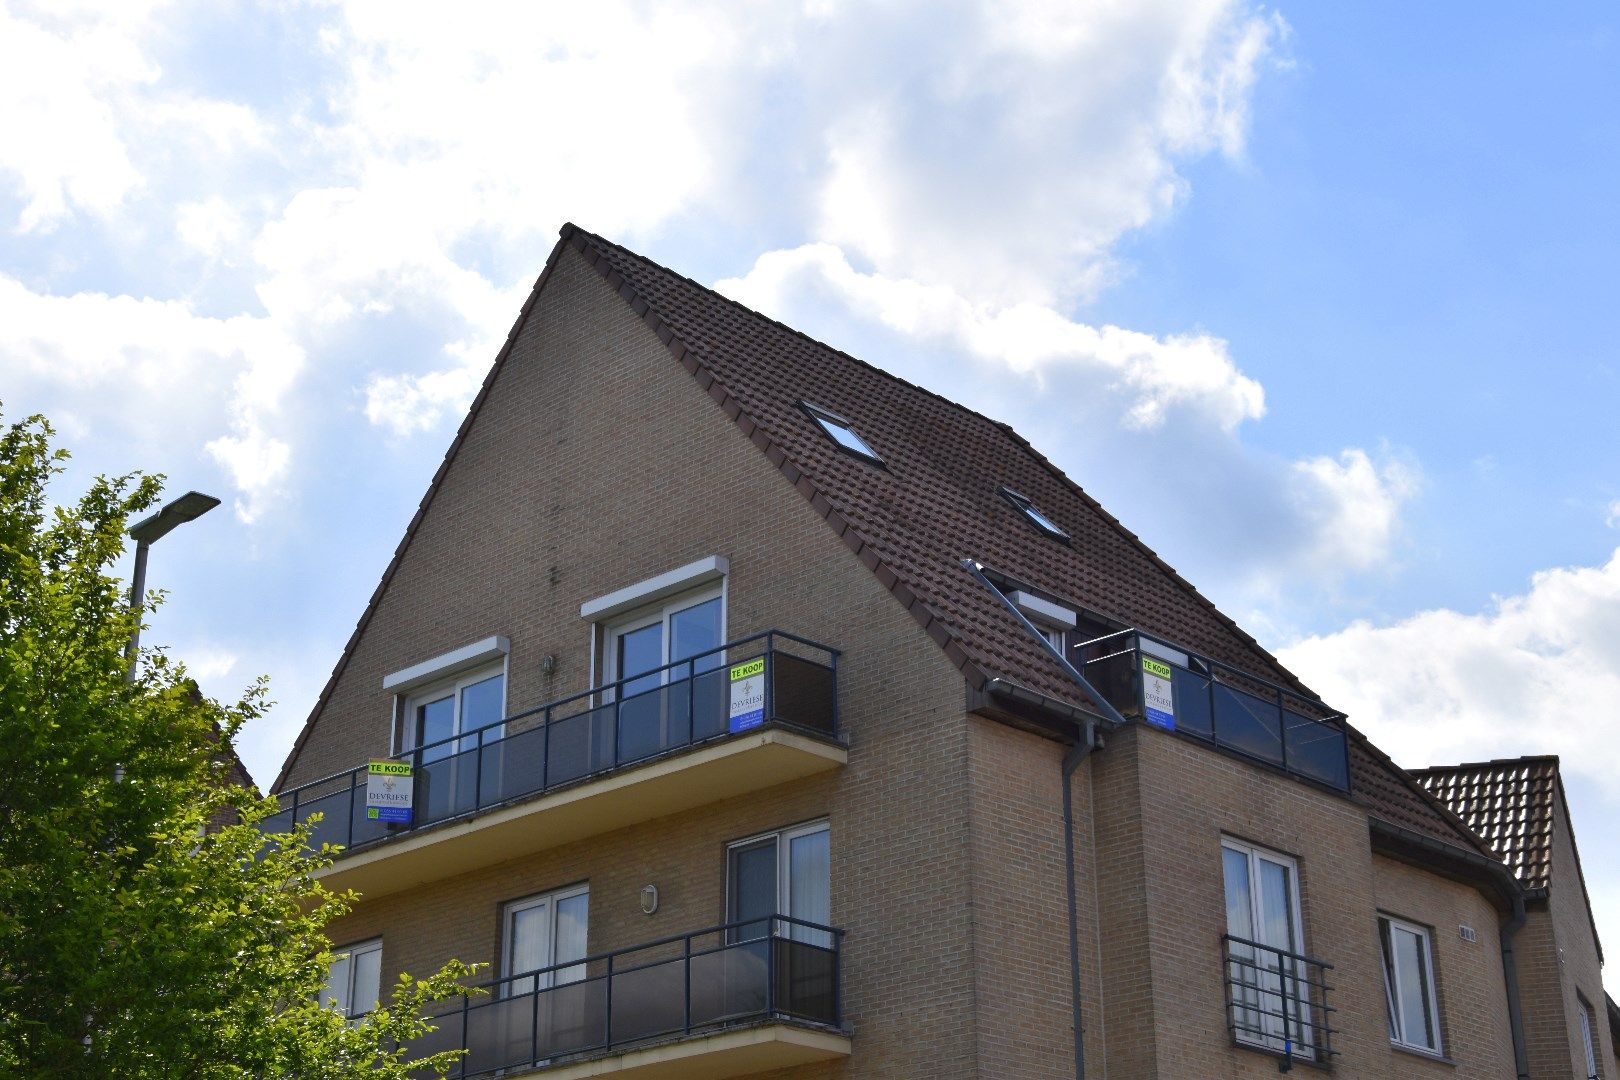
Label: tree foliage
xmin=0 ymin=411 xmax=476 ymax=1077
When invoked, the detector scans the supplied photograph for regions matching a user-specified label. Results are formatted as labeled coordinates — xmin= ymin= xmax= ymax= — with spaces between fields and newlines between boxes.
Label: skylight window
xmin=1001 ymin=487 xmax=1069 ymax=542
xmin=803 ymin=402 xmax=884 ymax=465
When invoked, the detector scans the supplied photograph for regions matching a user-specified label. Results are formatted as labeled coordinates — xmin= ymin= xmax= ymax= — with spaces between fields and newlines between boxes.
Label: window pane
xmin=321 ymin=952 xmax=352 ymax=1015
xmin=461 ymin=673 xmax=504 ymax=734
xmin=812 ymin=414 xmax=880 ymax=461
xmin=555 ymin=892 xmax=589 ymax=984
xmin=350 ymin=946 xmax=382 ymax=1018
xmin=618 ymin=622 xmax=664 ymax=697
xmin=416 ymin=694 xmax=456 ymax=759
xmin=670 ymin=597 xmax=723 ymax=673
xmin=788 ymin=828 xmax=831 ymax=944
xmin=1222 ymin=848 xmax=1254 ymax=940
xmin=507 ymin=901 xmax=550 ymax=995
xmin=1379 ymin=920 xmax=1399 ymax=1040
xmin=1257 ymin=858 xmax=1295 ymax=951
xmin=729 ymin=838 xmax=777 ymax=941
xmin=1394 ymin=927 xmax=1435 ymax=1049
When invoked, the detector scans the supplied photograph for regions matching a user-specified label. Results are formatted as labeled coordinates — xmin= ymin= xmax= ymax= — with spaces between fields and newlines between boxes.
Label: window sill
xmin=1391 ymin=1043 xmax=1455 ymax=1067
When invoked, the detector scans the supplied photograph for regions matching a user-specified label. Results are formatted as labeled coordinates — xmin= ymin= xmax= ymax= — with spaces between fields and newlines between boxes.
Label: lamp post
xmin=124 ymin=490 xmax=221 ymax=682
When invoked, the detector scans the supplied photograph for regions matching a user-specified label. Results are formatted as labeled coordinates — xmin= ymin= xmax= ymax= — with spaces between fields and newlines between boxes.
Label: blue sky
xmin=3 ymin=1 xmax=1617 ymax=992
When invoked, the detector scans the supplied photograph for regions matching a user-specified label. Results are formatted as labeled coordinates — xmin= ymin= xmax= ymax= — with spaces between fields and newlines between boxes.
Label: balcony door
xmin=606 ymin=589 xmax=724 ymax=761
xmin=502 ymin=885 xmax=589 ymax=996
xmin=406 ymin=666 xmax=505 ymax=823
xmin=1222 ymin=838 xmax=1311 ymax=1054
xmin=727 ymin=821 xmax=830 ymax=945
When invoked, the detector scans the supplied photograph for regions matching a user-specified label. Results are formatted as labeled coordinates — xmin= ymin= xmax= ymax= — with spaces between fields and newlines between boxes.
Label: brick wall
xmin=1075 ymin=722 xmax=1518 ymax=1078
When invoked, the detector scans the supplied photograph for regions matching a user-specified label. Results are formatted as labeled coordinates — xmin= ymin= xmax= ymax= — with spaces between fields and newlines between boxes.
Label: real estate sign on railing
xmin=728 ymin=657 xmax=766 ymax=732
xmin=366 ymin=760 xmax=413 ymax=824
xmin=1141 ymin=657 xmax=1176 ymax=730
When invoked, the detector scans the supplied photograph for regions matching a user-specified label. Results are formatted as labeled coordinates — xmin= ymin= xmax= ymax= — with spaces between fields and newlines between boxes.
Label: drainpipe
xmin=1062 ymin=730 xmax=1096 ymax=1080
xmin=1501 ymin=890 xmax=1530 ymax=1080
xmin=964 ymin=560 xmax=1121 ymax=1080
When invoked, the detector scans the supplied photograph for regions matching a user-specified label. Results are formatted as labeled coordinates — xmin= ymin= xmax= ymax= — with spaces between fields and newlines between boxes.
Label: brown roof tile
xmin=1413 ymin=757 xmax=1560 ymax=891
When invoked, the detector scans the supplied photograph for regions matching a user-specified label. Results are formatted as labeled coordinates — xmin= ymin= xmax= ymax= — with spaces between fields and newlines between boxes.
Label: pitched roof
xmin=1414 ymin=756 xmax=1603 ymax=958
xmin=1412 ymin=757 xmax=1559 ymax=890
xmin=559 ymin=225 xmax=1492 ymax=859
xmin=271 ymin=223 xmax=1497 ymax=865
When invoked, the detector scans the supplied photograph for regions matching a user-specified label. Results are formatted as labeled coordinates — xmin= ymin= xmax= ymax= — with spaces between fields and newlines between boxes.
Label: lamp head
xmin=129 ymin=491 xmax=221 ymax=545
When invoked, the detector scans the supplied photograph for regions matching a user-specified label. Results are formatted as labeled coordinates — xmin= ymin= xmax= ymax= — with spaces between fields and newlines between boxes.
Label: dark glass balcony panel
xmin=1169 ymin=666 xmax=1214 ymax=738
xmin=412 ymin=918 xmax=842 ymax=1079
xmin=1284 ymin=711 xmax=1349 ymax=789
xmin=1212 ymin=684 xmax=1284 ymax=766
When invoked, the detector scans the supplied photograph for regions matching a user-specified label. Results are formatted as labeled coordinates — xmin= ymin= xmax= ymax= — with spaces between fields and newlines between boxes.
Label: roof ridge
xmin=561 ymin=223 xmax=1315 ymax=697
xmin=1412 ymin=754 xmax=1560 ymax=775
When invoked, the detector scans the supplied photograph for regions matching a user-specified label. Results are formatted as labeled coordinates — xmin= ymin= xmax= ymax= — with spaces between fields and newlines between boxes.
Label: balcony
xmin=1080 ymin=630 xmax=1351 ymax=792
xmin=265 ymin=632 xmax=845 ymax=898
xmin=409 ymin=916 xmax=848 ymax=1079
xmin=1221 ymin=934 xmax=1338 ymax=1069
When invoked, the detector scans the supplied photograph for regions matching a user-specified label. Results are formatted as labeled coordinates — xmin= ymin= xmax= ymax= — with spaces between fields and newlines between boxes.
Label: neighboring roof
xmin=1413 ymin=757 xmax=1558 ymax=890
xmin=269 ymin=223 xmax=1498 ymax=865
xmin=1415 ymin=755 xmax=1604 ymax=958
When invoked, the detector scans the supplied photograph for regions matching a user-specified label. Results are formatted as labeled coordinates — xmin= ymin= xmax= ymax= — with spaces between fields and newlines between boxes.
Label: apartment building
xmin=267 ymin=224 xmax=1615 ymax=1078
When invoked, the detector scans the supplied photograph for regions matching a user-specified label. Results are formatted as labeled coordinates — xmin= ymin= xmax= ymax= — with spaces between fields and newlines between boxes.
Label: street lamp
xmin=124 ymin=490 xmax=221 ymax=680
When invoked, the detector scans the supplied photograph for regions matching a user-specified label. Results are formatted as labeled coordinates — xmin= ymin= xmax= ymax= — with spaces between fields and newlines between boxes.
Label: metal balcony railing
xmin=264 ymin=631 xmax=839 ymax=853
xmin=406 ymin=915 xmax=843 ymax=1078
xmin=1221 ymin=934 xmax=1337 ymax=1071
xmin=1079 ymin=630 xmax=1350 ymax=792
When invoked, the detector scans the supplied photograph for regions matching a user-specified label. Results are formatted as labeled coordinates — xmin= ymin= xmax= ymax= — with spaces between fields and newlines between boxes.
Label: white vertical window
xmin=502 ymin=884 xmax=590 ymax=998
xmin=727 ymin=821 xmax=830 ymax=946
xmin=1222 ymin=838 xmax=1311 ymax=1055
xmin=403 ymin=665 xmax=506 ymax=760
xmin=320 ymin=939 xmax=383 ymax=1021
xmin=604 ymin=586 xmax=724 ymax=690
xmin=1379 ymin=916 xmax=1443 ymax=1054
xmin=1580 ymin=994 xmax=1600 ymax=1079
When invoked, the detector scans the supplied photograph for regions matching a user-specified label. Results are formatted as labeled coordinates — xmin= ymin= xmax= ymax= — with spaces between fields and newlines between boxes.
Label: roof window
xmin=803 ymin=402 xmax=884 ymax=466
xmin=1001 ymin=487 xmax=1068 ymax=542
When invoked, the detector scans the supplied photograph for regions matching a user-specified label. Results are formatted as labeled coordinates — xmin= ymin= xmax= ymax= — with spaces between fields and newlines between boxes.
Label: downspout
xmin=965 ymin=559 xmax=1123 ymax=1080
xmin=1501 ymin=891 xmax=1530 ymax=1080
xmin=1062 ymin=731 xmax=1096 ymax=1080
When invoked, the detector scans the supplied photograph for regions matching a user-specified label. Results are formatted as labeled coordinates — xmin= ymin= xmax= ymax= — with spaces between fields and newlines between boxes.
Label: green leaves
xmin=0 ymin=409 xmax=474 ymax=1078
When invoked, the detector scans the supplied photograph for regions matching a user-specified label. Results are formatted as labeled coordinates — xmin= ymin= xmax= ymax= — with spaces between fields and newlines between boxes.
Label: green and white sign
xmin=1141 ymin=657 xmax=1176 ymax=731
xmin=728 ymin=658 xmax=766 ymax=732
xmin=365 ymin=760 xmax=413 ymax=824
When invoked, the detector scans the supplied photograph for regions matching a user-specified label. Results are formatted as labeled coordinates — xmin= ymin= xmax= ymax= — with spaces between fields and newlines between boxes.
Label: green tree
xmin=0 ymin=411 xmax=476 ymax=1077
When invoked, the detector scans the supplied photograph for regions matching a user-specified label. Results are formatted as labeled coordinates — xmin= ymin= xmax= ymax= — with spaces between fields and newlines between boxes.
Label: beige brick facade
xmin=274 ymin=239 xmax=1607 ymax=1078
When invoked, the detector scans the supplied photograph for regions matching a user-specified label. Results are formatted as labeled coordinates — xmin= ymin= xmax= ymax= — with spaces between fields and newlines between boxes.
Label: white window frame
xmin=383 ymin=635 xmax=510 ymax=755
xmin=599 ymin=583 xmax=726 ymax=690
xmin=1379 ymin=914 xmax=1444 ymax=1056
xmin=321 ymin=938 xmax=382 ymax=1021
xmin=726 ymin=819 xmax=831 ymax=943
xmin=1221 ymin=837 xmax=1311 ymax=1053
xmin=501 ymin=883 xmax=590 ymax=998
xmin=1580 ymin=992 xmax=1600 ymax=1079
xmin=395 ymin=660 xmax=508 ymax=756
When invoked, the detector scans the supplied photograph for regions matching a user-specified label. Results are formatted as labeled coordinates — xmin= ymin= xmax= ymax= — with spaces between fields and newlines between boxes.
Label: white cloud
xmin=1289 ymin=448 xmax=1421 ymax=574
xmin=1606 ymin=499 xmax=1620 ymax=529
xmin=1280 ymin=548 xmax=1620 ymax=796
xmin=720 ymin=242 xmax=1265 ymax=431
xmin=0 ymin=274 xmax=302 ymax=522
xmin=719 ymin=244 xmax=1415 ymax=598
